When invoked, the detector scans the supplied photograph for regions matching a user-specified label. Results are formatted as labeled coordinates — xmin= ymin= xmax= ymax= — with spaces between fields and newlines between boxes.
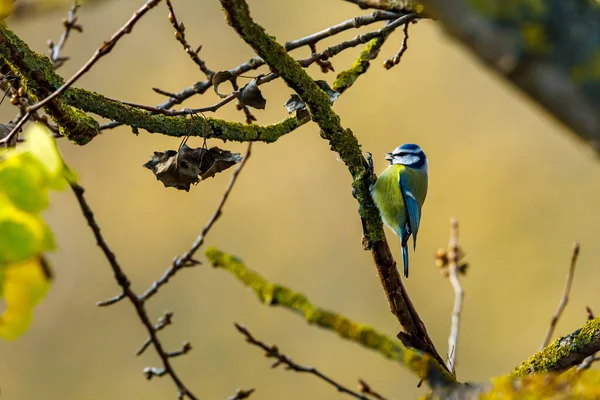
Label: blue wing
xmin=399 ymin=172 xmax=422 ymax=251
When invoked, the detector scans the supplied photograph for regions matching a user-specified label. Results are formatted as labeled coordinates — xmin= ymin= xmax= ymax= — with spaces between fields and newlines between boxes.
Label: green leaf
xmin=21 ymin=123 xmax=77 ymax=188
xmin=0 ymin=195 xmax=50 ymax=263
xmin=0 ymin=153 xmax=49 ymax=213
xmin=0 ymin=256 xmax=51 ymax=340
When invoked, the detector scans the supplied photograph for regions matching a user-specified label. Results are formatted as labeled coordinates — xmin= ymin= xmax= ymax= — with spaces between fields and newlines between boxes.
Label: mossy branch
xmin=219 ymin=0 xmax=452 ymax=384
xmin=512 ymin=317 xmax=600 ymax=376
xmin=0 ymin=23 xmax=99 ymax=144
xmin=333 ymin=37 xmax=388 ymax=94
xmin=205 ymin=247 xmax=455 ymax=387
xmin=428 ymin=369 xmax=600 ymax=400
xmin=0 ymin=24 xmax=308 ymax=144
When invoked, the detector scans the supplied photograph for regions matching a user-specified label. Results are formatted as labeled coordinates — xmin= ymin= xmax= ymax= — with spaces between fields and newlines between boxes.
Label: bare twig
xmin=140 ymin=142 xmax=253 ymax=301
xmin=235 ymin=324 xmax=369 ymax=400
xmin=107 ymin=13 xmax=414 ymax=119
xmin=100 ymin=10 xmax=404 ymax=130
xmin=383 ymin=21 xmax=410 ymax=69
xmin=226 ymin=388 xmax=255 ymax=400
xmin=446 ymin=217 xmax=463 ymax=374
xmin=342 ymin=0 xmax=422 ymax=12
xmin=577 ymin=355 xmax=600 ymax=370
xmin=586 ymin=306 xmax=595 ymax=320
xmin=578 ymin=307 xmax=598 ymax=370
xmin=165 ymin=0 xmax=213 ymax=79
xmin=1 ymin=0 xmax=163 ymax=146
xmin=297 ymin=13 xmax=417 ymax=68
xmin=96 ymin=292 xmax=126 ymax=306
xmin=71 ymin=183 xmax=198 ymax=400
xmin=137 ymin=311 xmax=174 ymax=356
xmin=285 ymin=10 xmax=399 ymax=49
xmin=540 ymin=242 xmax=581 ymax=349
xmin=358 ymin=379 xmax=388 ymax=400
xmin=48 ymin=2 xmax=83 ymax=68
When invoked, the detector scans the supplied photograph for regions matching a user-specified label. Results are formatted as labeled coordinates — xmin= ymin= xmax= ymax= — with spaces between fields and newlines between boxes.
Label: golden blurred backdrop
xmin=2 ymin=0 xmax=600 ymax=399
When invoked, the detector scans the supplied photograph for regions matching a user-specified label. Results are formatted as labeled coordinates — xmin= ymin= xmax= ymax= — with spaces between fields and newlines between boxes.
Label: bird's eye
xmin=180 ymin=161 xmax=189 ymax=169
xmin=393 ymin=152 xmax=407 ymax=157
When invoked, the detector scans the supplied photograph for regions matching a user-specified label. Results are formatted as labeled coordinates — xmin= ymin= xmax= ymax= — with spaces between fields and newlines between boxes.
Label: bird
xmin=370 ymin=143 xmax=428 ymax=278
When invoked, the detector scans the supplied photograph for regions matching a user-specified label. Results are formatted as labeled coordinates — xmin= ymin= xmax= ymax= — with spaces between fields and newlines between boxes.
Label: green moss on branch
xmin=205 ymin=247 xmax=455 ymax=387
xmin=0 ymin=24 xmax=307 ymax=144
xmin=63 ymin=88 xmax=308 ymax=142
xmin=333 ymin=37 xmax=387 ymax=93
xmin=512 ymin=317 xmax=600 ymax=376
xmin=219 ymin=0 xmax=452 ymax=382
xmin=0 ymin=24 xmax=98 ymax=145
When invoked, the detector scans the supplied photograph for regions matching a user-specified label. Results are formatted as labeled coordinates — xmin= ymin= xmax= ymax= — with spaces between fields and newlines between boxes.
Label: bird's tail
xmin=402 ymin=244 xmax=409 ymax=278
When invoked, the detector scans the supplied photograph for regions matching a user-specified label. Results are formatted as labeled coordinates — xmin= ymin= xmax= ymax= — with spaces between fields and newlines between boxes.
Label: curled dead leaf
xmin=239 ymin=78 xmax=266 ymax=110
xmin=212 ymin=71 xmax=233 ymax=98
xmin=143 ymin=145 xmax=242 ymax=191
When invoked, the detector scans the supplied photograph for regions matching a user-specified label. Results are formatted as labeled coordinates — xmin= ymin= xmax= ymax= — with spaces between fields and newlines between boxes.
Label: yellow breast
xmin=370 ymin=164 xmax=406 ymax=236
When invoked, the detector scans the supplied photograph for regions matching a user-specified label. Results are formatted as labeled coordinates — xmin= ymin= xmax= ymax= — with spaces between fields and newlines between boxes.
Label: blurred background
xmin=2 ymin=0 xmax=600 ymax=398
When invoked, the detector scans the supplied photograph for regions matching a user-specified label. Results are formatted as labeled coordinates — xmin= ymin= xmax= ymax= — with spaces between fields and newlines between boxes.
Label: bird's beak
xmin=385 ymin=153 xmax=393 ymax=161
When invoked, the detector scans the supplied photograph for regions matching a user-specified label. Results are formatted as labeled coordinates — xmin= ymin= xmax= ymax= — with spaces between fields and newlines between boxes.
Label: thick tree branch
xmin=219 ymin=0 xmax=452 ymax=386
xmin=206 ymin=248 xmax=453 ymax=385
xmin=513 ymin=317 xmax=600 ymax=376
xmin=1 ymin=0 xmax=163 ymax=145
xmin=421 ymin=0 xmax=600 ymax=154
xmin=0 ymin=26 xmax=98 ymax=145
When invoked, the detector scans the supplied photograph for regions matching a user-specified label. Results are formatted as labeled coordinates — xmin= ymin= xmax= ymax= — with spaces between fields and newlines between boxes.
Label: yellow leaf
xmin=22 ymin=123 xmax=77 ymax=188
xmin=0 ymin=193 xmax=53 ymax=263
xmin=0 ymin=256 xmax=51 ymax=340
xmin=0 ymin=0 xmax=13 ymax=20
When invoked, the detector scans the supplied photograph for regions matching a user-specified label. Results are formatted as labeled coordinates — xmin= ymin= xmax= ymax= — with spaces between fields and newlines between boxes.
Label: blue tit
xmin=370 ymin=143 xmax=428 ymax=278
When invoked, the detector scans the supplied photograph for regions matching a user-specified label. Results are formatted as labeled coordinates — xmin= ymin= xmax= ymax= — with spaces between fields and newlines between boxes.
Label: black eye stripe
xmin=393 ymin=151 xmax=423 ymax=158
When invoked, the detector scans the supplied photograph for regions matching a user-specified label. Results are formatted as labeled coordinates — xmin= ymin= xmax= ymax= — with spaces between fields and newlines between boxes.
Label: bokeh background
xmin=2 ymin=0 xmax=600 ymax=398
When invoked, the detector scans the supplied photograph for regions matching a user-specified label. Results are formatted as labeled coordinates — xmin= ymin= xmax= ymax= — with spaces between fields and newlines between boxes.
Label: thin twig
xmin=165 ymin=0 xmax=213 ymax=79
xmin=48 ymin=1 xmax=83 ymax=68
xmin=140 ymin=142 xmax=253 ymax=301
xmin=235 ymin=324 xmax=369 ymax=400
xmin=1 ymin=0 xmax=163 ymax=146
xmin=383 ymin=21 xmax=410 ymax=69
xmin=99 ymin=10 xmax=403 ymax=130
xmin=357 ymin=379 xmax=388 ymax=400
xmin=577 ymin=355 xmax=600 ymax=370
xmin=226 ymin=388 xmax=255 ymax=400
xmin=111 ymin=14 xmax=415 ymax=119
xmin=578 ymin=306 xmax=597 ymax=370
xmin=540 ymin=242 xmax=581 ymax=349
xmin=297 ymin=13 xmax=417 ymax=68
xmin=137 ymin=311 xmax=174 ymax=356
xmin=446 ymin=217 xmax=463 ymax=374
xmin=284 ymin=10 xmax=399 ymax=49
xmin=71 ymin=183 xmax=198 ymax=399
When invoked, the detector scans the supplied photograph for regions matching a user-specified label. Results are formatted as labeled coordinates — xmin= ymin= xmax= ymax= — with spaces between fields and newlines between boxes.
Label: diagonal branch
xmin=512 ymin=317 xmax=600 ymax=376
xmin=206 ymin=247 xmax=452 ymax=384
xmin=235 ymin=323 xmax=370 ymax=400
xmin=140 ymin=143 xmax=253 ymax=301
xmin=70 ymin=183 xmax=198 ymax=400
xmin=540 ymin=242 xmax=581 ymax=349
xmin=1 ymin=0 xmax=164 ymax=145
xmin=219 ymin=0 xmax=452 ymax=386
